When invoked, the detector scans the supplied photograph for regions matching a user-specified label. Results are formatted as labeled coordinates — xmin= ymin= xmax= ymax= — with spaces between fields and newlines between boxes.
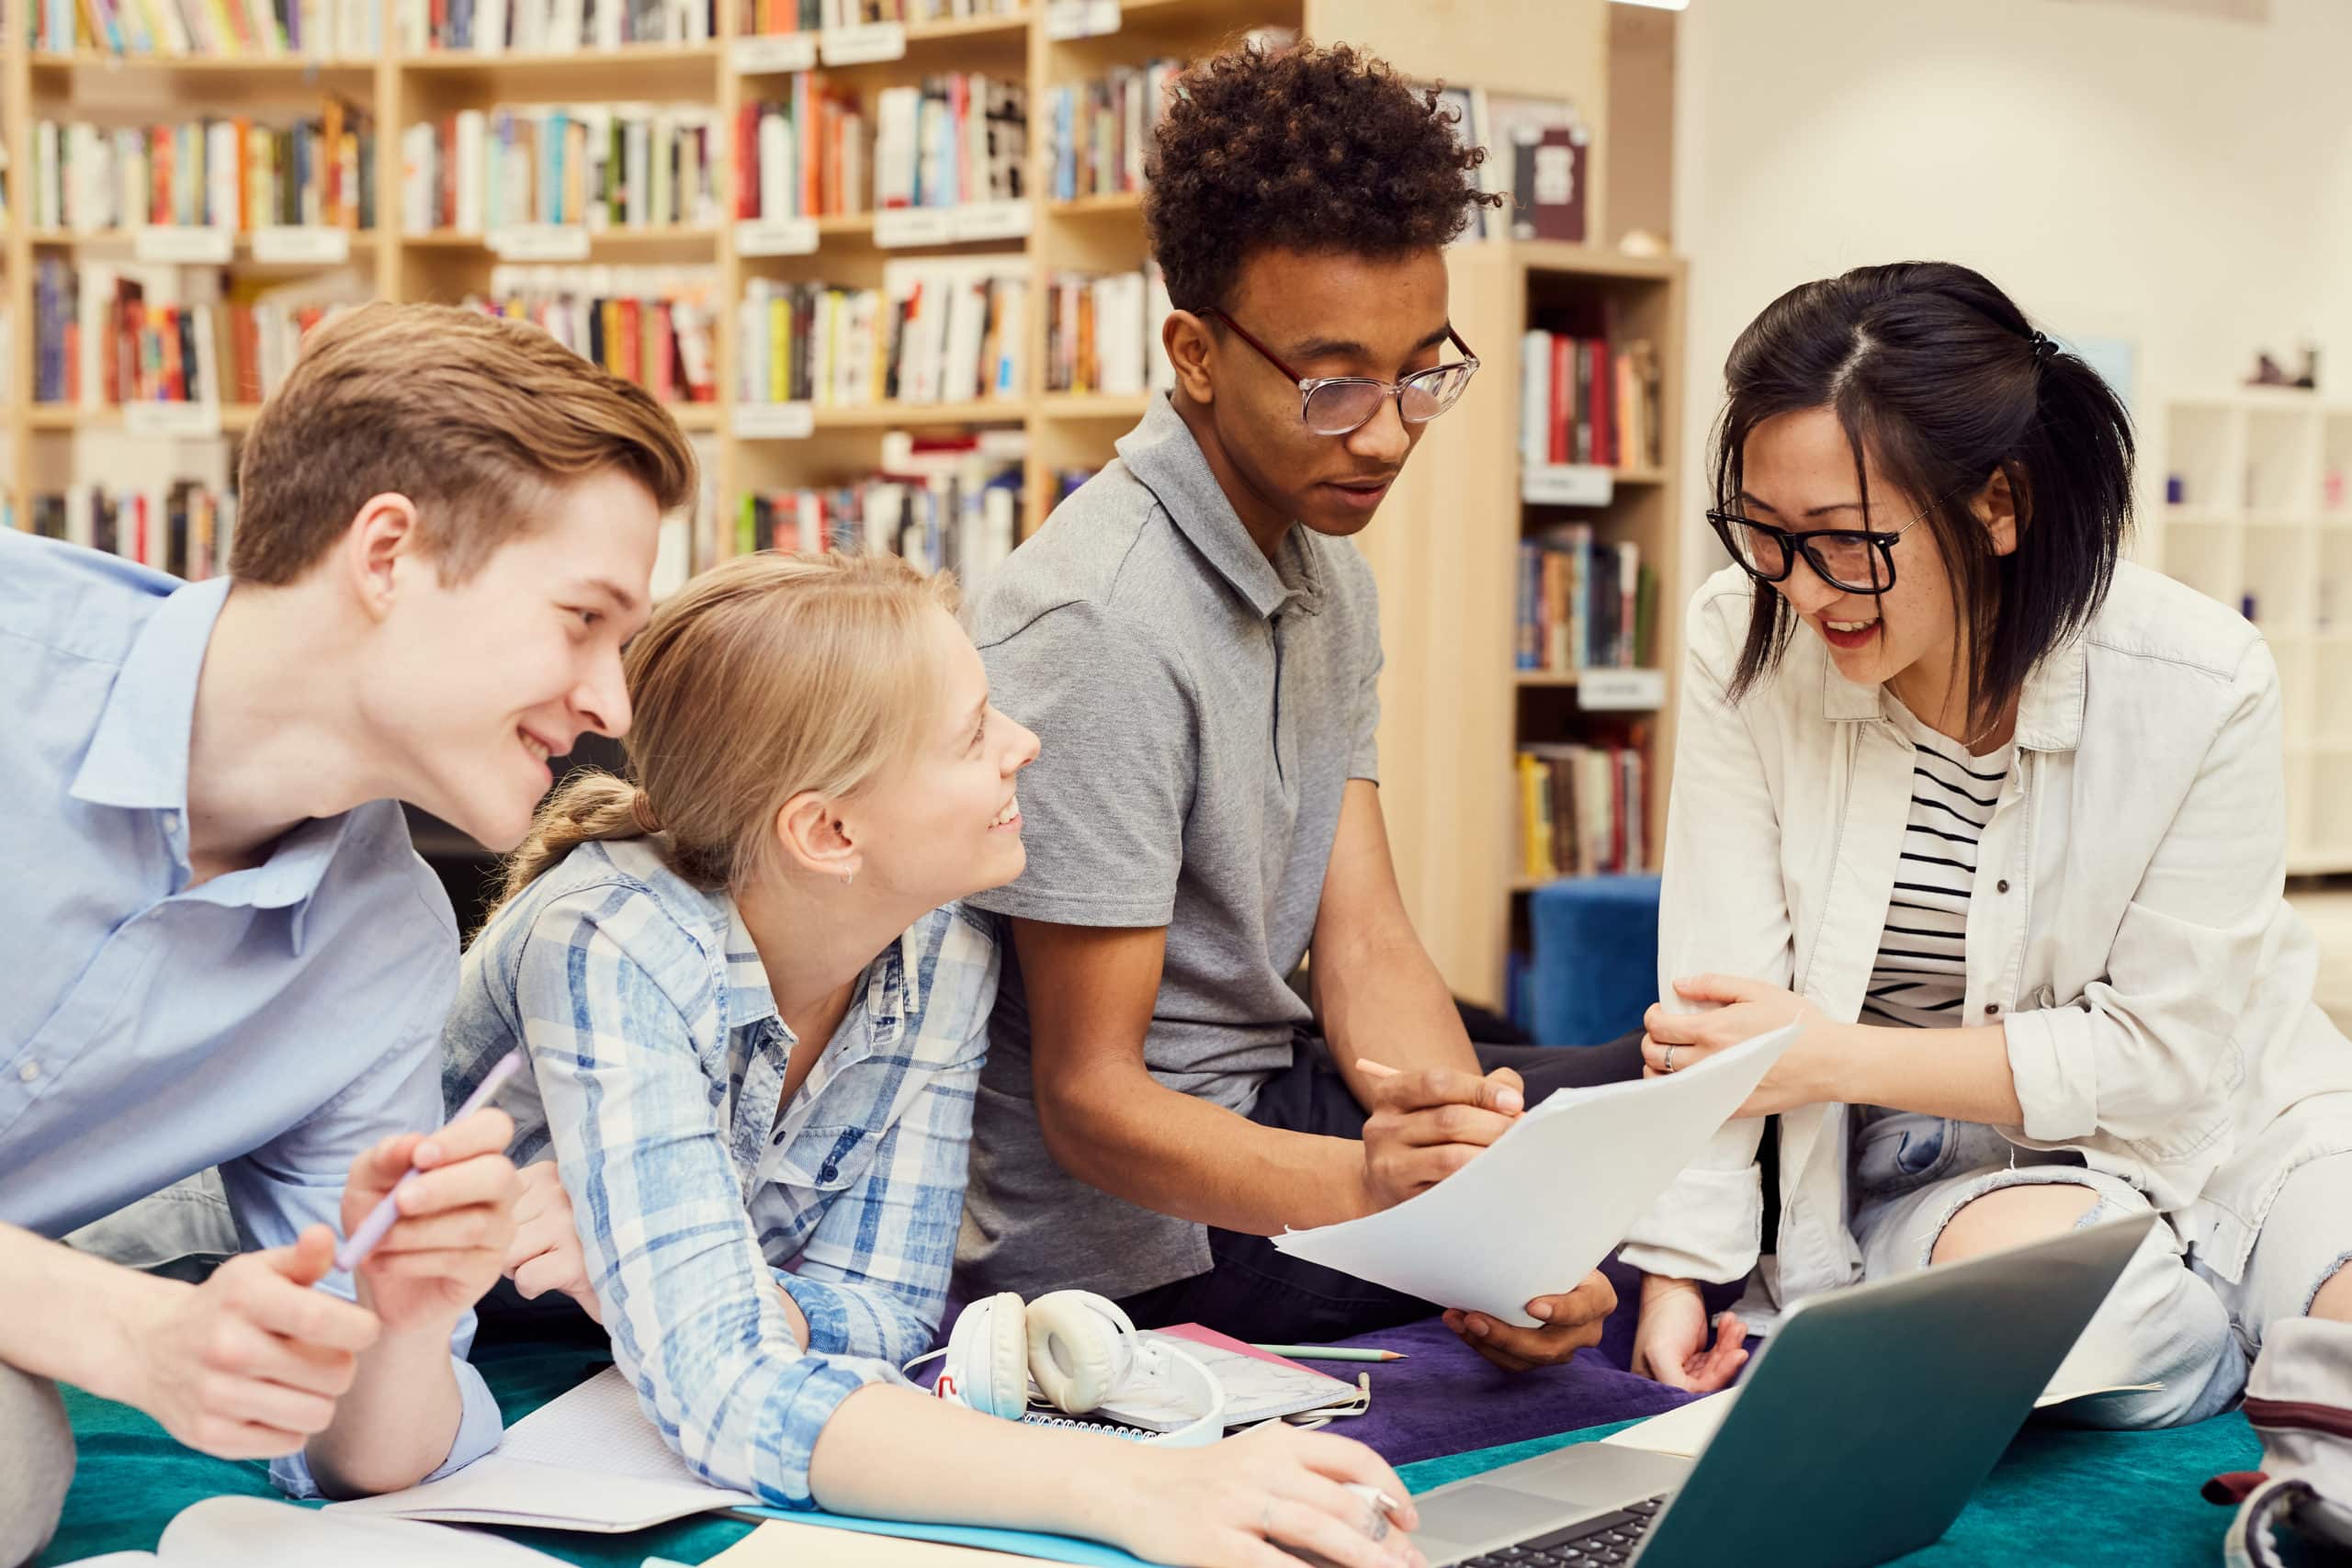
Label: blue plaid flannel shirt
xmin=443 ymin=838 xmax=997 ymax=1507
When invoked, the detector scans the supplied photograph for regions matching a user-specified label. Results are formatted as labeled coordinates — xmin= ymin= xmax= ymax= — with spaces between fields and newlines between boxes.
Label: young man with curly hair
xmin=956 ymin=41 xmax=1650 ymax=1365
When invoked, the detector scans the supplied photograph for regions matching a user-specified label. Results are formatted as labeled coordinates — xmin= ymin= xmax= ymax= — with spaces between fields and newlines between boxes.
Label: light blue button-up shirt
xmin=0 ymin=529 xmax=503 ymax=1495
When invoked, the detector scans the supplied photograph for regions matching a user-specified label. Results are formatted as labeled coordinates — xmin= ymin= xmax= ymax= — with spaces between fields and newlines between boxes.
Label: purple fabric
xmin=939 ymin=1257 xmax=1728 ymax=1469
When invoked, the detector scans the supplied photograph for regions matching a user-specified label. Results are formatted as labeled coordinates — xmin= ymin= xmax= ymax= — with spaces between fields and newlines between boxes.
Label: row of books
xmin=32 ymin=0 xmax=381 ymax=58
xmin=737 ymin=259 xmax=1024 ymax=408
xmin=469 ymin=265 xmax=719 ymax=402
xmin=734 ymin=435 xmax=1019 ymax=586
xmin=28 ymin=107 xmax=375 ymax=234
xmin=1515 ymin=741 xmax=1648 ymax=883
xmin=399 ymin=106 xmax=722 ymax=235
xmin=33 ymin=260 xmax=360 ymax=405
xmin=1515 ymin=528 xmax=1652 ymax=672
xmin=874 ymin=76 xmax=1024 ymax=212
xmin=1517 ymin=333 xmax=1664 ymax=473
xmin=401 ymin=0 xmax=709 ymax=53
xmin=1437 ymin=88 xmax=1591 ymax=244
xmin=739 ymin=0 xmax=1016 ymax=31
xmin=26 ymin=482 xmax=241 ymax=581
xmin=736 ymin=74 xmax=866 ymax=221
xmin=1044 ymin=60 xmax=1177 ymax=204
xmin=1043 ymin=267 xmax=1172 ymax=399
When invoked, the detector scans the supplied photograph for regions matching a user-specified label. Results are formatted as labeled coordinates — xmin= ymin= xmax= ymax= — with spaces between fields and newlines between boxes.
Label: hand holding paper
xmin=1273 ymin=1023 xmax=1803 ymax=1327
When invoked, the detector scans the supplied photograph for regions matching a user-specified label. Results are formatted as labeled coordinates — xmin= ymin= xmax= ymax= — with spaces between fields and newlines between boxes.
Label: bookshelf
xmin=2146 ymin=387 xmax=2352 ymax=876
xmin=0 ymin=0 xmax=1647 ymax=1006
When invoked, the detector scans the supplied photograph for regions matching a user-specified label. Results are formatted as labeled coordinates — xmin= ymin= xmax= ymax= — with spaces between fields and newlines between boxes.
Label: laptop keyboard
xmin=1455 ymin=1495 xmax=1669 ymax=1566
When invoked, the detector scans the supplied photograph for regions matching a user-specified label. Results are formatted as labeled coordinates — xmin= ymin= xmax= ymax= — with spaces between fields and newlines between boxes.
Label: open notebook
xmin=327 ymin=1367 xmax=756 ymax=1532
xmin=62 ymin=1496 xmax=563 ymax=1565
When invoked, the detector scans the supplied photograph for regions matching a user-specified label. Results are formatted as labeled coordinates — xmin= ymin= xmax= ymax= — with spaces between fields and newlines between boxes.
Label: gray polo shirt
xmin=956 ymin=393 xmax=1385 ymax=1302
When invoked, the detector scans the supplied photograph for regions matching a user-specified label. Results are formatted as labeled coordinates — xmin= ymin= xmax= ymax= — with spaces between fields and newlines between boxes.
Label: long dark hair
xmin=1714 ymin=262 xmax=2134 ymax=736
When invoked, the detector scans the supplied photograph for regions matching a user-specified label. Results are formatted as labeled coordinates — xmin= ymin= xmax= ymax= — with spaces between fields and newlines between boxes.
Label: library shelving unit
xmin=2147 ymin=387 xmax=2352 ymax=874
xmin=0 ymin=0 xmax=1650 ymax=1009
xmin=1357 ymin=234 xmax=1684 ymax=1006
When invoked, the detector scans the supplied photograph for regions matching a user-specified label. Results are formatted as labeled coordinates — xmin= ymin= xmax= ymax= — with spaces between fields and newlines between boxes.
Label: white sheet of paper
xmin=327 ymin=1368 xmax=755 ymax=1532
xmin=161 ymin=1496 xmax=562 ymax=1565
xmin=1269 ymin=1023 xmax=1801 ymax=1326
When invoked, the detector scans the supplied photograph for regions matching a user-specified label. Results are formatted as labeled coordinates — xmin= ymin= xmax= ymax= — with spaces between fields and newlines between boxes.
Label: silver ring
xmin=1661 ymin=1043 xmax=1678 ymax=1074
xmin=1362 ymin=1504 xmax=1391 ymax=1543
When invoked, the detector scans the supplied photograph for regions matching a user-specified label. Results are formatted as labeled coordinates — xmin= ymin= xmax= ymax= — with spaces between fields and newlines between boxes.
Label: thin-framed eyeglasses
xmin=1200 ymin=309 xmax=1480 ymax=436
xmin=1704 ymin=492 xmax=1946 ymax=595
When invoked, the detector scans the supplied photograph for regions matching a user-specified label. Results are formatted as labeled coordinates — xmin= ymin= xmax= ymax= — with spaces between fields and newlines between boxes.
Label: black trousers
xmin=1113 ymin=1032 xmax=1650 ymax=1342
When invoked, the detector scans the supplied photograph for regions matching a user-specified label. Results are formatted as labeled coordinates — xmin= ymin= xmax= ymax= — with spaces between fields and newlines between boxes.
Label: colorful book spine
xmin=1516 ymin=739 xmax=1648 ymax=882
xmin=737 ymin=258 xmax=1024 ymax=409
xmin=469 ymin=265 xmax=718 ymax=402
xmin=33 ymin=105 xmax=374 ymax=233
xmin=403 ymin=106 xmax=719 ymax=234
xmin=1518 ymin=330 xmax=1664 ymax=473
xmin=1045 ymin=59 xmax=1177 ymax=203
xmin=29 ymin=481 xmax=239 ymax=581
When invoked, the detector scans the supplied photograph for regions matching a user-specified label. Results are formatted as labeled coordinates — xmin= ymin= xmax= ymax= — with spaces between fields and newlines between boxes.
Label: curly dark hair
xmin=1143 ymin=39 xmax=1502 ymax=314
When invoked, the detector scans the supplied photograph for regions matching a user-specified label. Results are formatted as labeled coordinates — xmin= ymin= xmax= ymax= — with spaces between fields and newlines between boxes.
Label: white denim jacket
xmin=1620 ymin=562 xmax=2352 ymax=1314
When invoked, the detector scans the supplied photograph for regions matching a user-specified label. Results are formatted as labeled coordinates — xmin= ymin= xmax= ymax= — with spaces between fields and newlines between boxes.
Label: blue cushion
xmin=1528 ymin=874 xmax=1661 ymax=1045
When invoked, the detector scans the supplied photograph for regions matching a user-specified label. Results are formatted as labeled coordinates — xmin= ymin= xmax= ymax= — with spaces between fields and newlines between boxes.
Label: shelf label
xmin=1522 ymin=464 xmax=1616 ymax=508
xmin=735 ymin=216 xmax=820 ymax=256
xmin=731 ymin=30 xmax=818 ymax=73
xmin=486 ymin=224 xmax=593 ymax=261
xmin=1577 ymin=668 xmax=1668 ymax=712
xmin=875 ymin=206 xmax=958 ymax=248
xmin=123 ymin=401 xmax=225 ymax=440
xmin=251 ymin=225 xmax=353 ymax=265
xmin=952 ymin=199 xmax=1033 ymax=242
xmin=820 ymin=20 xmax=905 ymax=63
xmin=734 ymin=400 xmax=815 ymax=439
xmin=133 ymin=226 xmax=234 ymax=265
xmin=1045 ymin=0 xmax=1120 ymax=39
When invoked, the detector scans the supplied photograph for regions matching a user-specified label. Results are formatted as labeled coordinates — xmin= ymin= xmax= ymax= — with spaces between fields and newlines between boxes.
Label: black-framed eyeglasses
xmin=1705 ymin=494 xmax=1943 ymax=594
xmin=1199 ymin=308 xmax=1481 ymax=436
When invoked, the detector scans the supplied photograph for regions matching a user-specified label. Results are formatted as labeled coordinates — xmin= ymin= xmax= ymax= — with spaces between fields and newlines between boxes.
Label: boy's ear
xmin=345 ymin=492 xmax=423 ymax=621
xmin=1164 ymin=311 xmax=1217 ymax=406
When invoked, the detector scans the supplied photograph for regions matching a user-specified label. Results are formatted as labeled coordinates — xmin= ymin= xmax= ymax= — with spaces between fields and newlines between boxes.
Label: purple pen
xmin=334 ymin=1047 xmax=527 ymax=1274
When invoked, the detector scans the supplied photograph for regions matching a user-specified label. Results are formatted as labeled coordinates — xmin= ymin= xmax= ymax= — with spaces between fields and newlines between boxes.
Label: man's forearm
xmin=1037 ymin=1067 xmax=1374 ymax=1234
xmin=1314 ymin=927 xmax=1479 ymax=1100
xmin=303 ymin=1318 xmax=461 ymax=1498
xmin=0 ymin=1222 xmax=176 ymax=1401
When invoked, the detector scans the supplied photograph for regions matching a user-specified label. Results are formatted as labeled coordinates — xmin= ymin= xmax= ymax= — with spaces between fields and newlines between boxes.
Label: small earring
xmin=842 ymin=871 xmax=855 ymax=888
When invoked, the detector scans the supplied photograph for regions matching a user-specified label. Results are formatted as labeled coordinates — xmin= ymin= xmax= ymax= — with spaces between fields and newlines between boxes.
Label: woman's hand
xmin=1641 ymin=975 xmax=1839 ymax=1116
xmin=1117 ymin=1423 xmax=1427 ymax=1568
xmin=503 ymin=1160 xmax=603 ymax=1324
xmin=1628 ymin=1275 xmax=1747 ymax=1395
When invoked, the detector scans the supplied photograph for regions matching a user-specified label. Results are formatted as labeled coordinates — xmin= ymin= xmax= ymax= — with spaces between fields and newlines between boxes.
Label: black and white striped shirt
xmin=1863 ymin=701 xmax=2015 ymax=1030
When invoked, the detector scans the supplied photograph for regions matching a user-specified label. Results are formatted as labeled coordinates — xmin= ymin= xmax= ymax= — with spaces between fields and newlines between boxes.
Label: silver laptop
xmin=1407 ymin=1215 xmax=2154 ymax=1568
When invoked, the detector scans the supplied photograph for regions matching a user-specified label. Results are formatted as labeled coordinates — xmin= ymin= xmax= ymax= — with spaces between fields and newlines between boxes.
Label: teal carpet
xmin=40 ymin=1341 xmax=2256 ymax=1566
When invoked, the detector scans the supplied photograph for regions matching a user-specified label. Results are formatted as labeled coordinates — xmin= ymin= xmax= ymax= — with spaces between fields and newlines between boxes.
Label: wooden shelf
xmin=1035 ymin=390 xmax=1152 ymax=420
xmin=1048 ymin=192 xmax=1145 ymax=219
xmin=808 ymin=400 xmax=1025 ymax=429
xmin=402 ymin=225 xmax=722 ymax=252
xmin=1514 ymin=670 xmax=1580 ymax=687
xmin=399 ymin=41 xmax=721 ymax=67
xmin=28 ymin=49 xmax=377 ymax=74
xmin=1510 ymin=240 xmax=1681 ymax=284
xmin=904 ymin=9 xmax=1031 ymax=42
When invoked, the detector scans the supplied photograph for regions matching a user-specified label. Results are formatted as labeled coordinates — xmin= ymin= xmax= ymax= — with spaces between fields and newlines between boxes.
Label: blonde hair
xmin=233 ymin=301 xmax=698 ymax=586
xmin=492 ymin=552 xmax=959 ymax=915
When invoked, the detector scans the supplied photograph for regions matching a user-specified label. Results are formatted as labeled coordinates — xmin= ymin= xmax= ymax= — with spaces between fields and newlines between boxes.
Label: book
xmin=1045 ymin=59 xmax=1177 ymax=203
xmin=737 ymin=429 xmax=1020 ymax=592
xmin=32 ymin=258 xmax=367 ymax=408
xmin=736 ymin=256 xmax=1024 ymax=411
xmin=30 ymin=479 xmax=237 ymax=579
xmin=1519 ymin=329 xmax=1664 ymax=474
xmin=1043 ymin=265 xmax=1170 ymax=398
xmin=410 ymin=0 xmax=709 ymax=51
xmin=34 ymin=0 xmax=379 ymax=55
xmin=873 ymin=73 xmax=1024 ymax=210
xmin=739 ymin=0 xmax=1020 ymax=28
xmin=469 ymin=264 xmax=718 ymax=402
xmin=34 ymin=102 xmax=375 ymax=232
xmin=1517 ymin=739 xmax=1648 ymax=880
xmin=402 ymin=104 xmax=720 ymax=234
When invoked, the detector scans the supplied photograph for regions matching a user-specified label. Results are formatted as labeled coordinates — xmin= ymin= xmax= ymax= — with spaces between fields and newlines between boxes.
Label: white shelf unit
xmin=2146 ymin=388 xmax=2352 ymax=874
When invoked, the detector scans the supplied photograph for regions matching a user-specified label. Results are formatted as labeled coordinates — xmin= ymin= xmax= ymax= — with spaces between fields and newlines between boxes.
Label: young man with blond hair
xmin=0 ymin=302 xmax=697 ymax=1563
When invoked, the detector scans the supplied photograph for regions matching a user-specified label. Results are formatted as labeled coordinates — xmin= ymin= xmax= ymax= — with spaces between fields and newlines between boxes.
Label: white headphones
xmin=917 ymin=1291 xmax=1227 ymax=1448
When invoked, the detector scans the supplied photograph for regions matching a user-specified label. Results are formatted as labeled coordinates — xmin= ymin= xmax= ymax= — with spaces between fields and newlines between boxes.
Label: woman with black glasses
xmin=1619 ymin=261 xmax=2352 ymax=1428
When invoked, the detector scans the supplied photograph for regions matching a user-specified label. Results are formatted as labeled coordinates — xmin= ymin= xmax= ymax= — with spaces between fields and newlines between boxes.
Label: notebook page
xmin=499 ymin=1366 xmax=718 ymax=1483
